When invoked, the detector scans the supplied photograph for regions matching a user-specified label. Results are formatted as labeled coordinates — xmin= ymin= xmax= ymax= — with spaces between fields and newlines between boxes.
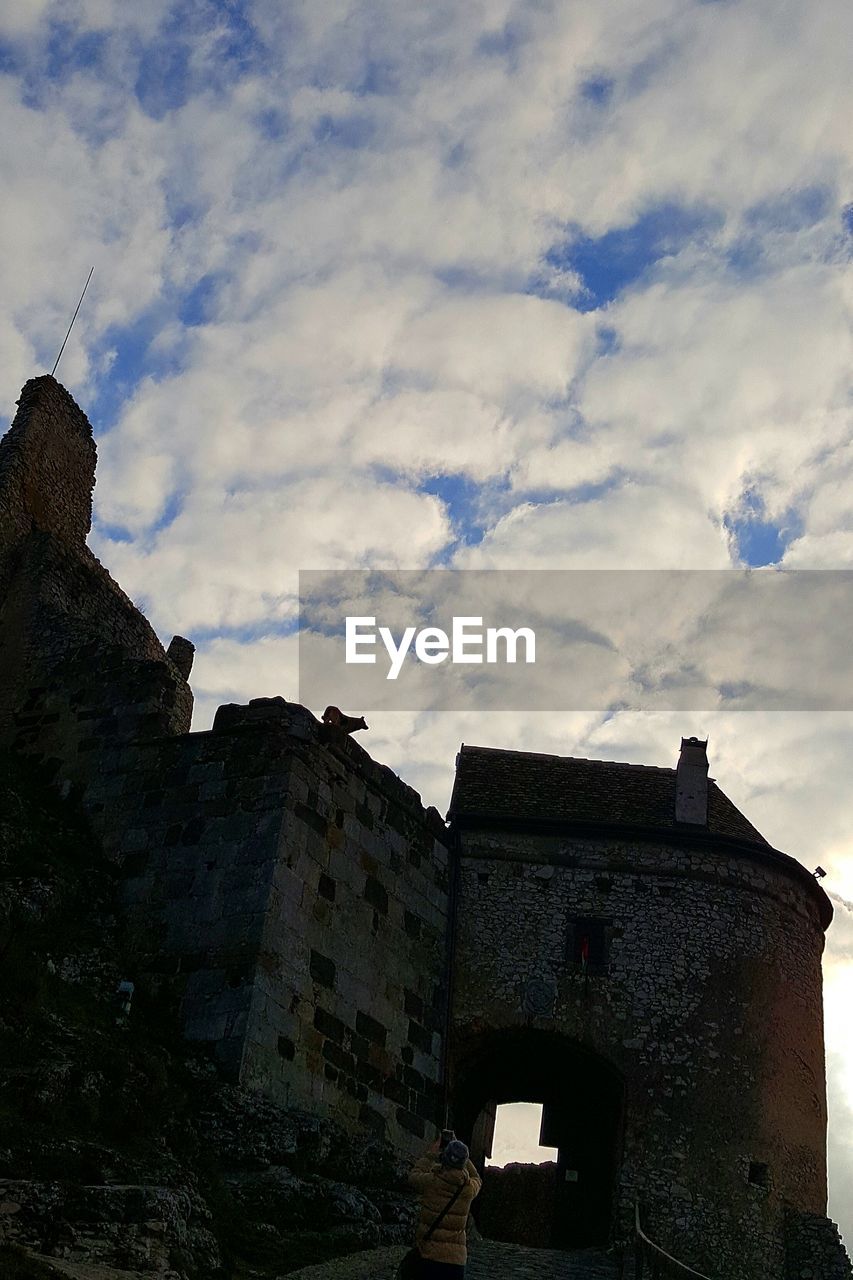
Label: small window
xmin=567 ymin=918 xmax=610 ymax=974
xmin=748 ymin=1161 xmax=769 ymax=1188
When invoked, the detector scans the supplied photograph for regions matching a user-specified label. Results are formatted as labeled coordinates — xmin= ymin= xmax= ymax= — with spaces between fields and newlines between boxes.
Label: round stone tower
xmin=446 ymin=737 xmax=840 ymax=1278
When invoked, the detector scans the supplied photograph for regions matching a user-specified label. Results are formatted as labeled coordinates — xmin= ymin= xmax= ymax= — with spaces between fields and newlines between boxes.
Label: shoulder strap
xmin=424 ymin=1178 xmax=466 ymax=1240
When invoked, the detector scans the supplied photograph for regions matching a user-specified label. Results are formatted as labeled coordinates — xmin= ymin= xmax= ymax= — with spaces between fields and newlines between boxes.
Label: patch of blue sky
xmin=92 ymin=487 xmax=186 ymax=547
xmin=477 ymin=20 xmax=526 ymax=70
xmin=83 ymin=300 xmax=193 ymax=439
xmin=255 ymin=106 xmax=290 ymax=142
xmin=3 ymin=1 xmax=269 ymax=121
xmin=177 ymin=273 xmax=224 ymax=328
xmin=164 ymin=186 xmax=210 ymax=231
xmin=724 ymin=490 xmax=803 ymax=567
xmin=312 ymin=111 xmax=376 ymax=150
xmin=203 ymin=1 xmax=268 ymax=73
xmin=599 ymin=39 xmax=672 ymax=104
xmin=354 ymin=57 xmax=402 ymax=97
xmin=443 ymin=141 xmax=469 ymax=170
xmin=579 ymin=75 xmax=614 ymax=106
xmin=843 ymin=205 xmax=853 ymax=237
xmin=419 ymin=473 xmax=492 ymax=551
xmin=542 ymin=201 xmax=724 ymax=312
xmin=723 ymin=234 xmax=770 ymax=281
xmin=717 ymin=681 xmax=762 ymax=703
xmin=82 ymin=263 xmax=234 ymax=438
xmin=189 ymin=618 xmax=300 ymax=647
xmin=420 ymin=471 xmax=630 ymax=559
xmin=596 ymin=325 xmax=620 ymax=356
xmin=366 ymin=465 xmax=497 ymax=560
xmin=744 ymin=183 xmax=833 ymax=232
xmin=93 ymin=521 xmax=135 ymax=545
xmin=5 ymin=21 xmax=111 ymax=111
xmin=0 ymin=40 xmax=20 ymax=75
xmin=150 ymin=491 xmax=186 ymax=537
xmin=133 ymin=37 xmax=193 ymax=117
xmin=133 ymin=1 xmax=270 ymax=117
xmin=725 ymin=185 xmax=838 ymax=279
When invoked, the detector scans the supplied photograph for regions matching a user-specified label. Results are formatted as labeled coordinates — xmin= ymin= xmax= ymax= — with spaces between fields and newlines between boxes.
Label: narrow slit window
xmin=567 ymin=918 xmax=610 ymax=974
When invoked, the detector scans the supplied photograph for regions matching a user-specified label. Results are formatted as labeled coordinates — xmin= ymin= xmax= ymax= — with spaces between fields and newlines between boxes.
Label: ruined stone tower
xmin=0 ymin=378 xmax=849 ymax=1278
xmin=0 ymin=376 xmax=194 ymax=783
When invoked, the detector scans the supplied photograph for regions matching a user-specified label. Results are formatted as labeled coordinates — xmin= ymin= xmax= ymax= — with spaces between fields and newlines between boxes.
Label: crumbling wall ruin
xmin=0 ymin=376 xmax=193 ymax=792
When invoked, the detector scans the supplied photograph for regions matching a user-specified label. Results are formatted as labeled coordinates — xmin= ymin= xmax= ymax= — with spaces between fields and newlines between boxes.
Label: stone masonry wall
xmin=94 ymin=713 xmax=296 ymax=1078
xmin=0 ymin=377 xmax=193 ymax=789
xmin=0 ymin=375 xmax=95 ymax=567
xmin=784 ymin=1208 xmax=853 ymax=1279
xmin=451 ymin=827 xmax=829 ymax=1280
xmin=94 ymin=697 xmax=451 ymax=1158
xmin=235 ymin=702 xmax=451 ymax=1156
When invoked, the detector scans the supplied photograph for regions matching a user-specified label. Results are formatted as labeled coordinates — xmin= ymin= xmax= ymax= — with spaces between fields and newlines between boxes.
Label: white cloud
xmin=389 ymin=293 xmax=593 ymax=404
xmin=95 ymin=475 xmax=450 ymax=633
xmin=0 ymin=0 xmax=53 ymax=36
xmin=457 ymin=483 xmax=730 ymax=569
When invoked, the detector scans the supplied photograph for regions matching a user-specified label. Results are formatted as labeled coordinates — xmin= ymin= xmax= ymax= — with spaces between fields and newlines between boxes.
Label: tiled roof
xmin=448 ymin=745 xmax=770 ymax=847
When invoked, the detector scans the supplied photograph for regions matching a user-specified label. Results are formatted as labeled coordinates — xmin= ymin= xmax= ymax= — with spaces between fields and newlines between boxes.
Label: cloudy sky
xmin=1 ymin=0 xmax=852 ymax=1248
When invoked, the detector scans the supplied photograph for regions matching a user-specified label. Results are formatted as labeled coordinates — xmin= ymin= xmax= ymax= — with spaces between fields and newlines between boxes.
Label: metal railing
xmin=633 ymin=1203 xmax=714 ymax=1279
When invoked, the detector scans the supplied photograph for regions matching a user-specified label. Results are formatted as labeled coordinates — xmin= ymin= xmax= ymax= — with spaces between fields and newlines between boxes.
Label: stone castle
xmin=0 ymin=375 xmax=849 ymax=1278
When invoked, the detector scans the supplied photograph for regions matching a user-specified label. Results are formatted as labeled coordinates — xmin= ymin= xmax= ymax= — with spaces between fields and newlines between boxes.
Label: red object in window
xmin=580 ymin=935 xmax=590 ymax=967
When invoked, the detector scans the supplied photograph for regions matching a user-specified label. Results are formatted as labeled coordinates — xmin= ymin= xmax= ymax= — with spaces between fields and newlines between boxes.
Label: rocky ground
xmin=0 ymin=753 xmax=419 ymax=1279
xmin=280 ymin=1241 xmax=624 ymax=1280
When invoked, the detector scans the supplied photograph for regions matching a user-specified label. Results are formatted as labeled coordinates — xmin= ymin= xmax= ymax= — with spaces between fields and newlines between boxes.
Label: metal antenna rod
xmin=51 ymin=266 xmax=94 ymax=378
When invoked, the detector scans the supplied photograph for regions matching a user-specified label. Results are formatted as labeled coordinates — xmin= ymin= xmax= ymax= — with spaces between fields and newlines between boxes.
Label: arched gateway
xmin=452 ymin=1028 xmax=623 ymax=1249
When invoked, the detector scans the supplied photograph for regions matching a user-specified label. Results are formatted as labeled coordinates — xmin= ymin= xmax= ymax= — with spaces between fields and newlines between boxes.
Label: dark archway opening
xmin=452 ymin=1028 xmax=623 ymax=1250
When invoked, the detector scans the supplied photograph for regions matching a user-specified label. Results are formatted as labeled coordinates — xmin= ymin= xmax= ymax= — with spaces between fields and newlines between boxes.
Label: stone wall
xmin=0 ymin=375 xmax=95 ymax=564
xmin=477 ymin=1163 xmax=560 ymax=1246
xmin=0 ymin=377 xmax=193 ymax=790
xmin=784 ymin=1208 xmax=853 ymax=1279
xmin=238 ymin=706 xmax=451 ymax=1152
xmin=93 ymin=697 xmax=451 ymax=1157
xmin=450 ymin=825 xmax=830 ymax=1279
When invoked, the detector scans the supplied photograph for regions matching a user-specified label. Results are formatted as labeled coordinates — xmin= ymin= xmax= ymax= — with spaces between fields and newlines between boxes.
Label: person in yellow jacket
xmin=407 ymin=1134 xmax=482 ymax=1278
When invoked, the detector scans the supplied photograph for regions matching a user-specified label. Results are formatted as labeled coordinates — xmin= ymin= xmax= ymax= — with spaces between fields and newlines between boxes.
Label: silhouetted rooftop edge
xmin=449 ymin=743 xmax=768 ymax=845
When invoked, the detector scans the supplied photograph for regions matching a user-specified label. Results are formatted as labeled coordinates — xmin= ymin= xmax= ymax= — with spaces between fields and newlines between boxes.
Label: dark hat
xmin=441 ymin=1139 xmax=469 ymax=1169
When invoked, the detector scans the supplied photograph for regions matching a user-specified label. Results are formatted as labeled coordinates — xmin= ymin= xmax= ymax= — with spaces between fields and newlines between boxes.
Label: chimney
xmin=675 ymin=736 xmax=709 ymax=825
